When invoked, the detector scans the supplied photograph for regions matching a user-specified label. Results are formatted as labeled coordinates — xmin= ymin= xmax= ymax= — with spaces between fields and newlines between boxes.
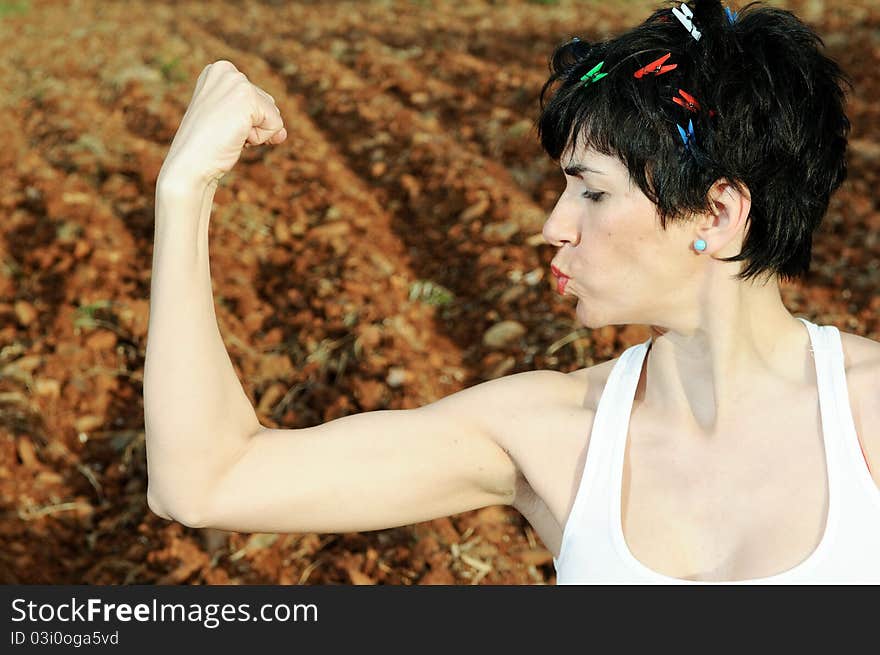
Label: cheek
xmin=594 ymin=214 xmax=638 ymax=259
xmin=589 ymin=208 xmax=659 ymax=278
xmin=570 ymin=223 xmax=623 ymax=286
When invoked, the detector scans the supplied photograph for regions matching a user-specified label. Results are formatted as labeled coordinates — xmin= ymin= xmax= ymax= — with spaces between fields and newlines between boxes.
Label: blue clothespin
xmin=725 ymin=6 xmax=738 ymax=24
xmin=677 ymin=119 xmax=695 ymax=150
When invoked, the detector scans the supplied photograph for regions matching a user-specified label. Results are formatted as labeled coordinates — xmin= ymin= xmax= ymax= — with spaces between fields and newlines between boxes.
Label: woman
xmin=143 ymin=0 xmax=880 ymax=584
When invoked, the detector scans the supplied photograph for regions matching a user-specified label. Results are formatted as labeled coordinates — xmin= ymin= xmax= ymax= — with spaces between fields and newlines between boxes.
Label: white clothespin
xmin=672 ymin=3 xmax=702 ymax=41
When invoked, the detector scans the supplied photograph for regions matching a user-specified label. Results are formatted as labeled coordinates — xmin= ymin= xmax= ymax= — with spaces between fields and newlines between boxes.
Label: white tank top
xmin=553 ymin=317 xmax=880 ymax=584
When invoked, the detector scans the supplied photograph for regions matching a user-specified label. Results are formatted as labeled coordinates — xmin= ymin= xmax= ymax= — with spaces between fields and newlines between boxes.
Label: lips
xmin=550 ymin=264 xmax=570 ymax=295
xmin=556 ymin=275 xmax=570 ymax=294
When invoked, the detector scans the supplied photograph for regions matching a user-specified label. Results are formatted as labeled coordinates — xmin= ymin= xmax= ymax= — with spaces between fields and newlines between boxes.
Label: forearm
xmin=143 ymin=176 xmax=261 ymax=520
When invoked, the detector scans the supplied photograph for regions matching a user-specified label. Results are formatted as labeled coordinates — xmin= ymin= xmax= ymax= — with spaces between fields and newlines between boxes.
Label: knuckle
xmin=234 ymin=81 xmax=253 ymax=98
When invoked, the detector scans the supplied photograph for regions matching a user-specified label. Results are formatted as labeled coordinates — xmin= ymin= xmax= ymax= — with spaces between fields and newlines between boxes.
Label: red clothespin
xmin=634 ymin=52 xmax=678 ymax=79
xmin=673 ymin=88 xmax=701 ymax=112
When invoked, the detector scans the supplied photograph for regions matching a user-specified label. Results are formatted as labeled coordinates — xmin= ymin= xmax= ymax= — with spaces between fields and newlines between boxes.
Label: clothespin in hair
xmin=580 ymin=61 xmax=608 ymax=87
xmin=725 ymin=6 xmax=738 ymax=24
xmin=634 ymin=52 xmax=678 ymax=79
xmin=673 ymin=88 xmax=718 ymax=118
xmin=677 ymin=118 xmax=695 ymax=150
xmin=673 ymin=88 xmax=701 ymax=112
xmin=672 ymin=3 xmax=702 ymax=41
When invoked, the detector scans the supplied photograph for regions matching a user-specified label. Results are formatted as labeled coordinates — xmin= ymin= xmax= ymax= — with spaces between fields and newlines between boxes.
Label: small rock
xmin=10 ymin=355 xmax=41 ymax=372
xmin=519 ymin=548 xmax=554 ymax=567
xmin=352 ymin=378 xmax=386 ymax=410
xmin=386 ymin=367 xmax=409 ymax=388
xmin=485 ymin=355 xmax=515 ymax=379
xmin=74 ymin=415 xmax=104 ymax=433
xmin=85 ymin=330 xmax=117 ymax=351
xmin=594 ymin=325 xmax=617 ymax=352
xmin=346 ymin=567 xmax=376 ymax=585
xmin=523 ymin=268 xmax=544 ymax=286
xmin=483 ymin=320 xmax=526 ymax=348
xmin=35 ymin=471 xmax=64 ymax=485
xmin=16 ymin=436 xmax=39 ymax=468
xmin=499 ymin=285 xmax=526 ymax=304
xmin=257 ymin=382 xmax=287 ymax=415
xmin=482 ymin=220 xmax=519 ymax=243
xmin=431 ymin=516 xmax=460 ymax=545
xmin=458 ymin=196 xmax=491 ymax=223
xmin=14 ymin=301 xmax=37 ymax=326
xmin=525 ymin=232 xmax=546 ymax=246
xmin=34 ymin=378 xmax=61 ymax=399
xmin=356 ymin=324 xmax=383 ymax=350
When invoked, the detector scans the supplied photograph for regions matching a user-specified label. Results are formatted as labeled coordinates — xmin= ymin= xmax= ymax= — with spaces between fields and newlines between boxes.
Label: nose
xmin=542 ymin=197 xmax=581 ymax=247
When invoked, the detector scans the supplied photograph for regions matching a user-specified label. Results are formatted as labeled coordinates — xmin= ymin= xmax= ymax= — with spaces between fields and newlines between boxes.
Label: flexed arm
xmin=143 ymin=60 xmax=287 ymax=523
xmin=144 ymin=60 xmax=525 ymax=534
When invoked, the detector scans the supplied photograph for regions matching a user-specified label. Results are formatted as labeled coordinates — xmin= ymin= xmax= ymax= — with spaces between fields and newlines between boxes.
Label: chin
xmin=575 ymin=298 xmax=609 ymax=329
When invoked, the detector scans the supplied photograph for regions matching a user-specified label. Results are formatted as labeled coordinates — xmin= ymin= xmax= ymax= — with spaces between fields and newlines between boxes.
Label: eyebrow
xmin=563 ymin=163 xmax=605 ymax=177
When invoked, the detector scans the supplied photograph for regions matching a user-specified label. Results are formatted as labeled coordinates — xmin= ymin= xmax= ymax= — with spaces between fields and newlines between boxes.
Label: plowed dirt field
xmin=1 ymin=0 xmax=878 ymax=584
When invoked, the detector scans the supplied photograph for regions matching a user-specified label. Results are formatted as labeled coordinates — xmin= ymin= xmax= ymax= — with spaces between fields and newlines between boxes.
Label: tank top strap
xmin=588 ymin=338 xmax=653 ymax=456
xmin=797 ymin=317 xmax=874 ymax=480
xmin=552 ymin=338 xmax=652 ymax=573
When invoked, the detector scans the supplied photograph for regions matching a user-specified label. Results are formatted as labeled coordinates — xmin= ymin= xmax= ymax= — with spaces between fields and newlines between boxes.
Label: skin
xmin=545 ymin=139 xmax=820 ymax=436
xmin=145 ymin=59 xmax=879 ymax=582
xmin=525 ymin=138 xmax=880 ymax=578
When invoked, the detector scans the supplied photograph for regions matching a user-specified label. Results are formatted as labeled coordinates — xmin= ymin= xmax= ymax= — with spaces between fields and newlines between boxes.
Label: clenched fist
xmin=157 ymin=60 xmax=287 ymax=191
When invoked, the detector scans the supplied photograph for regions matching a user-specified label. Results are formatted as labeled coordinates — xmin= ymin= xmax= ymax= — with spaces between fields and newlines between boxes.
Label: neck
xmin=641 ymin=270 xmax=810 ymax=436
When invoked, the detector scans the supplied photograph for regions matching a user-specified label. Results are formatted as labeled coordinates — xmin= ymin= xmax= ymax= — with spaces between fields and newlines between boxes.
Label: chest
xmin=513 ymin=398 xmax=832 ymax=582
xmin=617 ymin=408 xmax=831 ymax=581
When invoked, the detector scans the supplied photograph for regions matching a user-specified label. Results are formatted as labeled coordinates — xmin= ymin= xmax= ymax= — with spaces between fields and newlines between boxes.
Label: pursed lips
xmin=550 ymin=264 xmax=570 ymax=294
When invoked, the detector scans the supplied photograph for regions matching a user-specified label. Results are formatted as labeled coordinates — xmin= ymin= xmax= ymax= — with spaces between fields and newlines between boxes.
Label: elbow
xmin=143 ymin=428 xmax=255 ymax=529
xmin=147 ymin=487 xmax=211 ymax=529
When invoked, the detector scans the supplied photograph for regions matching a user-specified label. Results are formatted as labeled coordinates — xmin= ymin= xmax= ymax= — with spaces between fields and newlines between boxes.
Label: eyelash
xmin=581 ymin=189 xmax=604 ymax=202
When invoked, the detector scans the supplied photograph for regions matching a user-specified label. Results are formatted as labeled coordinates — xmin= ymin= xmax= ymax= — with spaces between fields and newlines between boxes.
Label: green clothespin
xmin=580 ymin=61 xmax=608 ymax=87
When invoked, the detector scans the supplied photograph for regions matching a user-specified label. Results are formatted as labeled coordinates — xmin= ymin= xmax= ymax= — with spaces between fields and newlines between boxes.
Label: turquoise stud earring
xmin=694 ymin=238 xmax=707 ymax=252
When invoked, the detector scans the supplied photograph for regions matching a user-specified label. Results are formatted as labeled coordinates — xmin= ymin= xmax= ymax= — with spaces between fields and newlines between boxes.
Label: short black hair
xmin=536 ymin=0 xmax=852 ymax=283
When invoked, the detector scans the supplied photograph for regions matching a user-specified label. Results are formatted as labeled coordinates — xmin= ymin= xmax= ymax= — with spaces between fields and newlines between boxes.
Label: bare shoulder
xmin=839 ymin=330 xmax=880 ymax=369
xmin=448 ymin=363 xmax=616 ymax=464
xmin=565 ymin=357 xmax=618 ymax=410
xmin=839 ymin=330 xmax=880 ymax=487
xmin=504 ymin=356 xmax=623 ymax=541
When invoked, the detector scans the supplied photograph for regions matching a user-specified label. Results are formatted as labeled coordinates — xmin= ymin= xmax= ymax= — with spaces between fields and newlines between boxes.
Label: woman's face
xmin=543 ymin=143 xmax=699 ymax=329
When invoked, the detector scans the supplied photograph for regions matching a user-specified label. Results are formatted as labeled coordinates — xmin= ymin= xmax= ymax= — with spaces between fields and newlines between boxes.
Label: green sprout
xmin=408 ymin=279 xmax=454 ymax=306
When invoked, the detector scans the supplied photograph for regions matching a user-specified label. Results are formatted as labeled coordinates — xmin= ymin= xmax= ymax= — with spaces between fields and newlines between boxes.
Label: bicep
xmin=199 ymin=404 xmax=518 ymax=534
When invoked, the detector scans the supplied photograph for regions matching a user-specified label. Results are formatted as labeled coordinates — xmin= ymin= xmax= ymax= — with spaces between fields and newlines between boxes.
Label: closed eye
xmin=581 ymin=189 xmax=605 ymax=202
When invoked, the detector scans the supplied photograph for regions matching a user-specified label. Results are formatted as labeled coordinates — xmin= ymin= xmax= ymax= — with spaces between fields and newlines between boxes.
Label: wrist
xmin=154 ymin=172 xmax=219 ymax=233
xmin=156 ymin=163 xmax=218 ymax=199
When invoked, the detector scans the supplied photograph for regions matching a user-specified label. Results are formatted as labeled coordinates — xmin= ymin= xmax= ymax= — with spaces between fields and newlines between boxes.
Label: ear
xmin=697 ymin=178 xmax=751 ymax=252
